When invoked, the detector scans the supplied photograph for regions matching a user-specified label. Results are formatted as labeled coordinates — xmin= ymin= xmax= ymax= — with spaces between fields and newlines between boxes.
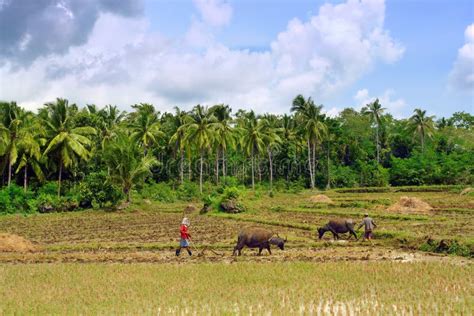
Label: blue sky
xmin=0 ymin=0 xmax=473 ymax=118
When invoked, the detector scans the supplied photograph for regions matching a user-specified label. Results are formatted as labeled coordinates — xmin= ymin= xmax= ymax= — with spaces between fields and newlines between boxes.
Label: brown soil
xmin=0 ymin=233 xmax=37 ymax=252
xmin=184 ymin=204 xmax=197 ymax=213
xmin=309 ymin=194 xmax=334 ymax=204
xmin=387 ymin=196 xmax=433 ymax=214
xmin=0 ymin=247 xmax=468 ymax=265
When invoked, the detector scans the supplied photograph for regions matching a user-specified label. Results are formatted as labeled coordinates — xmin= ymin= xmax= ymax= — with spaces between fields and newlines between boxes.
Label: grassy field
xmin=0 ymin=187 xmax=472 ymax=313
xmin=1 ymin=262 xmax=472 ymax=314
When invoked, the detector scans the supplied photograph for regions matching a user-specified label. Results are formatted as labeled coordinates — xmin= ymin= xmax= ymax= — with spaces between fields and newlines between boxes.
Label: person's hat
xmin=364 ymin=213 xmax=369 ymax=217
xmin=182 ymin=217 xmax=190 ymax=225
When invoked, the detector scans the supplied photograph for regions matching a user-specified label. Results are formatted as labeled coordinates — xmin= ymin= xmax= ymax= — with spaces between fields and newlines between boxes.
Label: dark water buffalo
xmin=233 ymin=227 xmax=287 ymax=256
xmin=318 ymin=219 xmax=358 ymax=240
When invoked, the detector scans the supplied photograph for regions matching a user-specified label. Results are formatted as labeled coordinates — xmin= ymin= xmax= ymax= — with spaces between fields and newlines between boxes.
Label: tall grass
xmin=0 ymin=262 xmax=471 ymax=314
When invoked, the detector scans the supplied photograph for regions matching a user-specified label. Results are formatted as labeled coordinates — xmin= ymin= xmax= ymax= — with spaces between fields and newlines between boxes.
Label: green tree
xmin=362 ymin=99 xmax=385 ymax=164
xmin=98 ymin=105 xmax=125 ymax=150
xmin=183 ymin=105 xmax=216 ymax=193
xmin=408 ymin=108 xmax=435 ymax=153
xmin=210 ymin=104 xmax=235 ymax=184
xmin=15 ymin=113 xmax=46 ymax=191
xmin=0 ymin=102 xmax=24 ymax=186
xmin=261 ymin=114 xmax=282 ymax=192
xmin=169 ymin=107 xmax=189 ymax=184
xmin=240 ymin=111 xmax=265 ymax=190
xmin=42 ymin=98 xmax=96 ymax=197
xmin=129 ymin=103 xmax=164 ymax=156
xmin=104 ymin=132 xmax=158 ymax=202
xmin=291 ymin=95 xmax=327 ymax=189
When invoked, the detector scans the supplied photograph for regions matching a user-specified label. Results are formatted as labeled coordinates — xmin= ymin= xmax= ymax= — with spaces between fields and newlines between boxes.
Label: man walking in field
xmin=176 ymin=217 xmax=192 ymax=256
xmin=358 ymin=213 xmax=377 ymax=241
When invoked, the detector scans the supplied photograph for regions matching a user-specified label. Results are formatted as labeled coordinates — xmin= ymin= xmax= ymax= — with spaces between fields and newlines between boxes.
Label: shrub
xmin=221 ymin=176 xmax=239 ymax=187
xmin=221 ymin=186 xmax=241 ymax=200
xmin=0 ymin=184 xmax=36 ymax=214
xmin=287 ymin=178 xmax=306 ymax=193
xmin=37 ymin=182 xmax=59 ymax=196
xmin=176 ymin=181 xmax=200 ymax=201
xmin=217 ymin=186 xmax=245 ymax=213
xmin=330 ymin=165 xmax=358 ymax=188
xmin=140 ymin=182 xmax=176 ymax=203
xmin=77 ymin=172 xmax=123 ymax=208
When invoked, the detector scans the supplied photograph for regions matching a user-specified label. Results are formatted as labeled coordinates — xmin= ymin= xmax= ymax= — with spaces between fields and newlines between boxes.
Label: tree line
xmin=0 ymin=96 xmax=473 ymax=203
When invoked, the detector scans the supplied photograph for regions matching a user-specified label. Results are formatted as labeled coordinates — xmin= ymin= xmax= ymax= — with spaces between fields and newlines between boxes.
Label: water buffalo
xmin=318 ymin=219 xmax=358 ymax=240
xmin=232 ymin=227 xmax=287 ymax=256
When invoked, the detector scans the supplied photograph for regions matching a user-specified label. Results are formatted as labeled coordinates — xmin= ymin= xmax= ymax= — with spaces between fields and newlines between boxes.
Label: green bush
xmin=78 ymin=171 xmax=123 ymax=208
xmin=140 ymin=182 xmax=176 ymax=203
xmin=0 ymin=184 xmax=36 ymax=214
xmin=221 ymin=186 xmax=241 ymax=200
xmin=176 ymin=181 xmax=200 ymax=201
xmin=330 ymin=165 xmax=358 ymax=188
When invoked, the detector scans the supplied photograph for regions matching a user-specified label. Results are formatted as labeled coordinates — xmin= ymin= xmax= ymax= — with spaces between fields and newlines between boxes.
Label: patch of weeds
xmin=419 ymin=238 xmax=472 ymax=257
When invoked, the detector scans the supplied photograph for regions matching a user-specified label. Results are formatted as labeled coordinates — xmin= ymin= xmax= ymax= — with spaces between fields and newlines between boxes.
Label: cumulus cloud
xmin=449 ymin=23 xmax=474 ymax=91
xmin=0 ymin=0 xmax=404 ymax=113
xmin=0 ymin=0 xmax=143 ymax=64
xmin=354 ymin=88 xmax=406 ymax=117
xmin=193 ymin=0 xmax=233 ymax=27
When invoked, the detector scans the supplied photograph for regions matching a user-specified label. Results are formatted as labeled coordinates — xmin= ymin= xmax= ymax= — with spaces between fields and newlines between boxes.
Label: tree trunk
xmin=421 ymin=133 xmax=424 ymax=153
xmin=7 ymin=158 xmax=11 ymax=186
xmin=251 ymin=147 xmax=255 ymax=191
xmin=188 ymin=157 xmax=192 ymax=181
xmin=312 ymin=141 xmax=316 ymax=189
xmin=215 ymin=148 xmax=219 ymax=184
xmin=326 ymin=144 xmax=330 ymax=190
xmin=222 ymin=150 xmax=226 ymax=184
xmin=23 ymin=163 xmax=28 ymax=192
xmin=199 ymin=149 xmax=203 ymax=194
xmin=268 ymin=148 xmax=273 ymax=192
xmin=58 ymin=161 xmax=63 ymax=197
xmin=307 ymin=140 xmax=314 ymax=189
xmin=125 ymin=187 xmax=131 ymax=202
xmin=376 ymin=125 xmax=380 ymax=164
xmin=257 ymin=154 xmax=262 ymax=182
xmin=179 ymin=150 xmax=184 ymax=184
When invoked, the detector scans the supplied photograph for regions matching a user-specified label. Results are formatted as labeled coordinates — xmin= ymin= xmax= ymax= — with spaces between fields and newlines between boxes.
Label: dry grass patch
xmin=387 ymin=196 xmax=433 ymax=214
xmin=309 ymin=194 xmax=334 ymax=204
xmin=0 ymin=233 xmax=37 ymax=252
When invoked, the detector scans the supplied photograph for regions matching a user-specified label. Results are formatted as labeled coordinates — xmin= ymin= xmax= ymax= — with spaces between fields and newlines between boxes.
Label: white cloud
xmin=354 ymin=88 xmax=407 ymax=117
xmin=449 ymin=23 xmax=474 ymax=91
xmin=193 ymin=0 xmax=233 ymax=27
xmin=0 ymin=0 xmax=404 ymax=114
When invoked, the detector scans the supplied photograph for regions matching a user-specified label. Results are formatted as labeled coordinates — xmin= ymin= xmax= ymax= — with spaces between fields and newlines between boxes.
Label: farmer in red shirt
xmin=175 ymin=217 xmax=192 ymax=256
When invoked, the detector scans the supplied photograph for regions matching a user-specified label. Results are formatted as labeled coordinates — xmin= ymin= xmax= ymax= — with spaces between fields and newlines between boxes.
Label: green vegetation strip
xmin=1 ymin=262 xmax=471 ymax=314
xmin=273 ymin=206 xmax=433 ymax=221
xmin=208 ymin=212 xmax=315 ymax=231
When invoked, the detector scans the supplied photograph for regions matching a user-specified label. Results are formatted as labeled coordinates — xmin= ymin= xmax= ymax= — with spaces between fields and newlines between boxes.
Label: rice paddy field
xmin=0 ymin=187 xmax=473 ymax=314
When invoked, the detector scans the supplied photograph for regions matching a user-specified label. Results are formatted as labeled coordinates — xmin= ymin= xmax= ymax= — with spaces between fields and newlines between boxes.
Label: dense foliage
xmin=0 ymin=97 xmax=472 ymax=213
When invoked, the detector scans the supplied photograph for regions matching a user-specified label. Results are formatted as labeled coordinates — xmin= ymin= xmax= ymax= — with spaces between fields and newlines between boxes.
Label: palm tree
xmin=42 ymin=98 xmax=96 ymax=197
xmin=261 ymin=114 xmax=282 ymax=192
xmin=210 ymin=104 xmax=235 ymax=184
xmin=408 ymin=108 xmax=435 ymax=153
xmin=362 ymin=99 xmax=385 ymax=163
xmin=98 ymin=105 xmax=125 ymax=150
xmin=169 ymin=107 xmax=189 ymax=184
xmin=291 ymin=95 xmax=327 ymax=189
xmin=129 ymin=103 xmax=164 ymax=156
xmin=0 ymin=101 xmax=24 ymax=186
xmin=104 ymin=131 xmax=158 ymax=202
xmin=182 ymin=105 xmax=216 ymax=193
xmin=15 ymin=113 xmax=46 ymax=191
xmin=240 ymin=111 xmax=266 ymax=190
